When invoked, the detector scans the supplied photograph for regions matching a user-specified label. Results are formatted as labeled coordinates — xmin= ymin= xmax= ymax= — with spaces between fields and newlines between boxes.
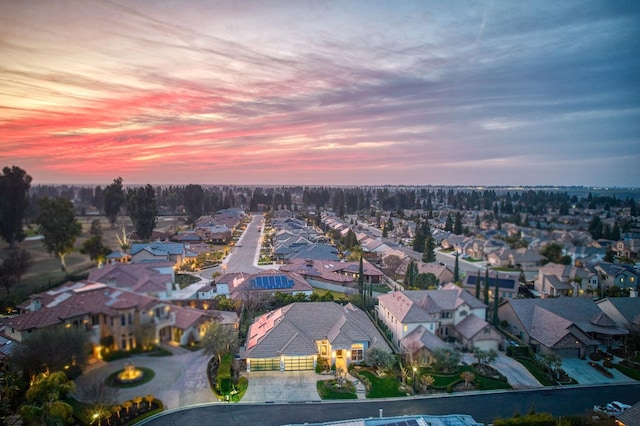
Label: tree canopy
xmin=103 ymin=177 xmax=125 ymax=227
xmin=0 ymin=166 xmax=32 ymax=247
xmin=126 ymin=184 xmax=158 ymax=240
xmin=201 ymin=322 xmax=239 ymax=363
xmin=184 ymin=184 xmax=205 ymax=223
xmin=11 ymin=326 xmax=90 ymax=378
xmin=0 ymin=249 xmax=33 ymax=295
xmin=19 ymin=371 xmax=75 ymax=426
xmin=36 ymin=197 xmax=82 ymax=271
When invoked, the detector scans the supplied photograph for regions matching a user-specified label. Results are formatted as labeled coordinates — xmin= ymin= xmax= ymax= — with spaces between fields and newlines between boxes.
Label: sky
xmin=1 ymin=1 xmax=639 ymax=187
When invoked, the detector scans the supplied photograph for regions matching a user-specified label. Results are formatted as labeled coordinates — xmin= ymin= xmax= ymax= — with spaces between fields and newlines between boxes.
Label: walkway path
xmin=73 ymin=349 xmax=215 ymax=409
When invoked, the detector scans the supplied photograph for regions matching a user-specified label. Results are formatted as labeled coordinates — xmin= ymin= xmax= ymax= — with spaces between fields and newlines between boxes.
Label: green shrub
xmin=603 ymin=360 xmax=614 ymax=369
xmin=589 ymin=352 xmax=603 ymax=361
xmin=217 ymin=354 xmax=233 ymax=394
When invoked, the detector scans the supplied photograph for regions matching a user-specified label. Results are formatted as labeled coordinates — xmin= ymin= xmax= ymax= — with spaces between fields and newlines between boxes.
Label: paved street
xmin=138 ymin=383 xmax=640 ymax=426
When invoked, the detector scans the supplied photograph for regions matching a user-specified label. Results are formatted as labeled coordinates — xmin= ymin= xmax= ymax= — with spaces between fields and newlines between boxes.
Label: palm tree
xmin=111 ymin=404 xmax=122 ymax=420
xmin=133 ymin=396 xmax=143 ymax=410
xmin=122 ymin=400 xmax=133 ymax=414
xmin=145 ymin=394 xmax=155 ymax=409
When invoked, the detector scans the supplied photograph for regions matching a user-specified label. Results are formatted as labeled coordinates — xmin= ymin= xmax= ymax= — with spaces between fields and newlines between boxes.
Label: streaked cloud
xmin=0 ymin=0 xmax=638 ymax=186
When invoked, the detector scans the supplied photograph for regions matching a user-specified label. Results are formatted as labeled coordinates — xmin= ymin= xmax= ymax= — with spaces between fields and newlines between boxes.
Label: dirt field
xmin=0 ymin=215 xmax=184 ymax=309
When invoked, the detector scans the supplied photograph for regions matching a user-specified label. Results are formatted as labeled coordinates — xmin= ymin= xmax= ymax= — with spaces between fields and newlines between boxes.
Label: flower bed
xmin=588 ymin=362 xmax=614 ymax=378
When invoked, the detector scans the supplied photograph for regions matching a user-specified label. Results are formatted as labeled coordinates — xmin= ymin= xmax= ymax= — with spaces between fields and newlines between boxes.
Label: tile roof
xmin=455 ymin=314 xmax=490 ymax=340
xmin=505 ymin=298 xmax=628 ymax=342
xmin=401 ymin=326 xmax=451 ymax=352
xmin=242 ymin=302 xmax=390 ymax=359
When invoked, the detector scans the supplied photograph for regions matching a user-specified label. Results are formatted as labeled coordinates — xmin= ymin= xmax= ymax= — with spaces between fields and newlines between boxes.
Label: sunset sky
xmin=1 ymin=1 xmax=639 ymax=187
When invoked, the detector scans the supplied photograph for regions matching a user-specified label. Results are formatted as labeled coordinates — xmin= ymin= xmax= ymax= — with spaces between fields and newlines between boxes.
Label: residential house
xmin=377 ymin=285 xmax=502 ymax=360
xmin=88 ymin=262 xmax=175 ymax=298
xmin=130 ymin=241 xmax=191 ymax=267
xmin=279 ymin=258 xmax=384 ymax=293
xmin=614 ymin=239 xmax=640 ymax=260
xmin=227 ymin=269 xmax=313 ymax=301
xmin=486 ymin=248 xmax=543 ymax=270
xmin=498 ymin=298 xmax=628 ymax=358
xmin=596 ymin=297 xmax=640 ymax=333
xmin=416 ymin=262 xmax=454 ymax=285
xmin=593 ymin=262 xmax=639 ymax=291
xmin=534 ymin=263 xmax=598 ymax=298
xmin=241 ymin=302 xmax=391 ymax=372
xmin=2 ymin=281 xmax=216 ymax=353
xmin=463 ymin=272 xmax=519 ymax=301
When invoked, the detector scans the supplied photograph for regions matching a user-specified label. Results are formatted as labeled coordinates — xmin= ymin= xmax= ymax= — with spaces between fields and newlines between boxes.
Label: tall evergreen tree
xmin=453 ymin=253 xmax=460 ymax=283
xmin=0 ymin=166 xmax=32 ymax=248
xmin=475 ymin=269 xmax=481 ymax=299
xmin=126 ymin=184 xmax=158 ymax=240
xmin=493 ymin=272 xmax=500 ymax=326
xmin=404 ymin=259 xmax=417 ymax=288
xmin=453 ymin=212 xmax=463 ymax=235
xmin=444 ymin=214 xmax=453 ymax=232
xmin=184 ymin=184 xmax=205 ymax=223
xmin=483 ymin=268 xmax=490 ymax=305
xmin=358 ymin=256 xmax=364 ymax=297
xmin=103 ymin=177 xmax=125 ymax=227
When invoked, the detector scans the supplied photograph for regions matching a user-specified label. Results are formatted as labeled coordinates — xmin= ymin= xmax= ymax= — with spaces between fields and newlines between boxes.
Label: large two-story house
xmin=376 ymin=284 xmax=502 ymax=362
xmin=2 ymin=281 xmax=217 ymax=356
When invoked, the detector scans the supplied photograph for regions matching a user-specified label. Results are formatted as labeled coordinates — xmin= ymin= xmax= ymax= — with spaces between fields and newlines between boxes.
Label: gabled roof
xmin=401 ymin=326 xmax=451 ymax=352
xmin=596 ymin=297 xmax=640 ymax=327
xmin=505 ymin=298 xmax=628 ymax=341
xmin=130 ymin=241 xmax=185 ymax=256
xmin=455 ymin=314 xmax=491 ymax=340
xmin=242 ymin=302 xmax=390 ymax=359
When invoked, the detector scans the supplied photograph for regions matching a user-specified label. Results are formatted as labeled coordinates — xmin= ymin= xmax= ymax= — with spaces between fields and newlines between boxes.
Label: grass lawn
xmin=316 ymin=379 xmax=357 ymax=400
xmin=311 ymin=288 xmax=351 ymax=301
xmin=358 ymin=370 xmax=406 ymax=398
xmin=1 ymin=216 xmax=185 ymax=309
xmin=105 ymin=367 xmax=156 ymax=388
xmin=420 ymin=366 xmax=511 ymax=391
xmin=614 ymin=363 xmax=640 ymax=380
xmin=512 ymin=357 xmax=553 ymax=386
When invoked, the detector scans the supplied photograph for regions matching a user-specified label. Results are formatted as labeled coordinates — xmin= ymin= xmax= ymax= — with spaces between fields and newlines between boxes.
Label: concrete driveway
xmin=74 ymin=349 xmax=215 ymax=409
xmin=561 ymin=358 xmax=635 ymax=385
xmin=241 ymin=371 xmax=323 ymax=402
xmin=462 ymin=353 xmax=542 ymax=389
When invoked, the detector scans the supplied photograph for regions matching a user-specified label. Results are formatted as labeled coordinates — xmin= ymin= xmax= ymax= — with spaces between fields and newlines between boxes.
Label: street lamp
xmin=412 ymin=366 xmax=417 ymax=393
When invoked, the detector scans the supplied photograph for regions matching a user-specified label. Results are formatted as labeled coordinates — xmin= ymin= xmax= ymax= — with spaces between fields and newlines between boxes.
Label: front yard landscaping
xmin=316 ymin=379 xmax=357 ymax=400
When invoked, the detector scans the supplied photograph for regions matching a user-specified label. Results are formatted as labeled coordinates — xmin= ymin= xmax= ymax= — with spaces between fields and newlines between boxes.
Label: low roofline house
xmin=498 ymin=298 xmax=628 ymax=358
xmin=241 ymin=302 xmax=390 ymax=372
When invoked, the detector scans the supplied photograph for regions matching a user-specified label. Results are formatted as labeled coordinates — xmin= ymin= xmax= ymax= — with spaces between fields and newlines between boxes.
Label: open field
xmin=0 ymin=215 xmax=185 ymax=309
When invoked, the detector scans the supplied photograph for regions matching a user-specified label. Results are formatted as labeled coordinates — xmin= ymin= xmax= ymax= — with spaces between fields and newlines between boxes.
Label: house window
xmin=352 ymin=348 xmax=364 ymax=362
xmin=92 ymin=315 xmax=99 ymax=326
xmin=128 ymin=313 xmax=133 ymax=325
xmin=320 ymin=344 xmax=328 ymax=356
xmin=459 ymin=310 xmax=468 ymax=317
xmin=484 ymin=327 xmax=490 ymax=334
xmin=121 ymin=315 xmax=126 ymax=326
xmin=441 ymin=312 xmax=451 ymax=319
xmin=403 ymin=325 xmax=408 ymax=332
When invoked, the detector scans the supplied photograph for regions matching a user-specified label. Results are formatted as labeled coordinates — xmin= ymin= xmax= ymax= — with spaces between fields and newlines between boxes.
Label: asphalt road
xmin=137 ymin=383 xmax=640 ymax=425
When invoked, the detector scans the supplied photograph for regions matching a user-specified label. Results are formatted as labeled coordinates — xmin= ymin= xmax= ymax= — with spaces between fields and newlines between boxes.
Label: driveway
xmin=241 ymin=371 xmax=323 ymax=402
xmin=463 ymin=353 xmax=542 ymax=389
xmin=561 ymin=358 xmax=635 ymax=385
xmin=74 ymin=349 xmax=215 ymax=409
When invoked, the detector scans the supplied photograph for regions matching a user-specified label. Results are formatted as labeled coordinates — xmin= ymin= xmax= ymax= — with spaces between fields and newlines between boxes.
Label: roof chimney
xmin=29 ymin=296 xmax=41 ymax=312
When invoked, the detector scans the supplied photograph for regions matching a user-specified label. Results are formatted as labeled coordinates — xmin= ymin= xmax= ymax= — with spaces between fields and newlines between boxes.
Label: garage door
xmin=249 ymin=358 xmax=280 ymax=371
xmin=283 ymin=356 xmax=315 ymax=371
xmin=555 ymin=348 xmax=580 ymax=358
